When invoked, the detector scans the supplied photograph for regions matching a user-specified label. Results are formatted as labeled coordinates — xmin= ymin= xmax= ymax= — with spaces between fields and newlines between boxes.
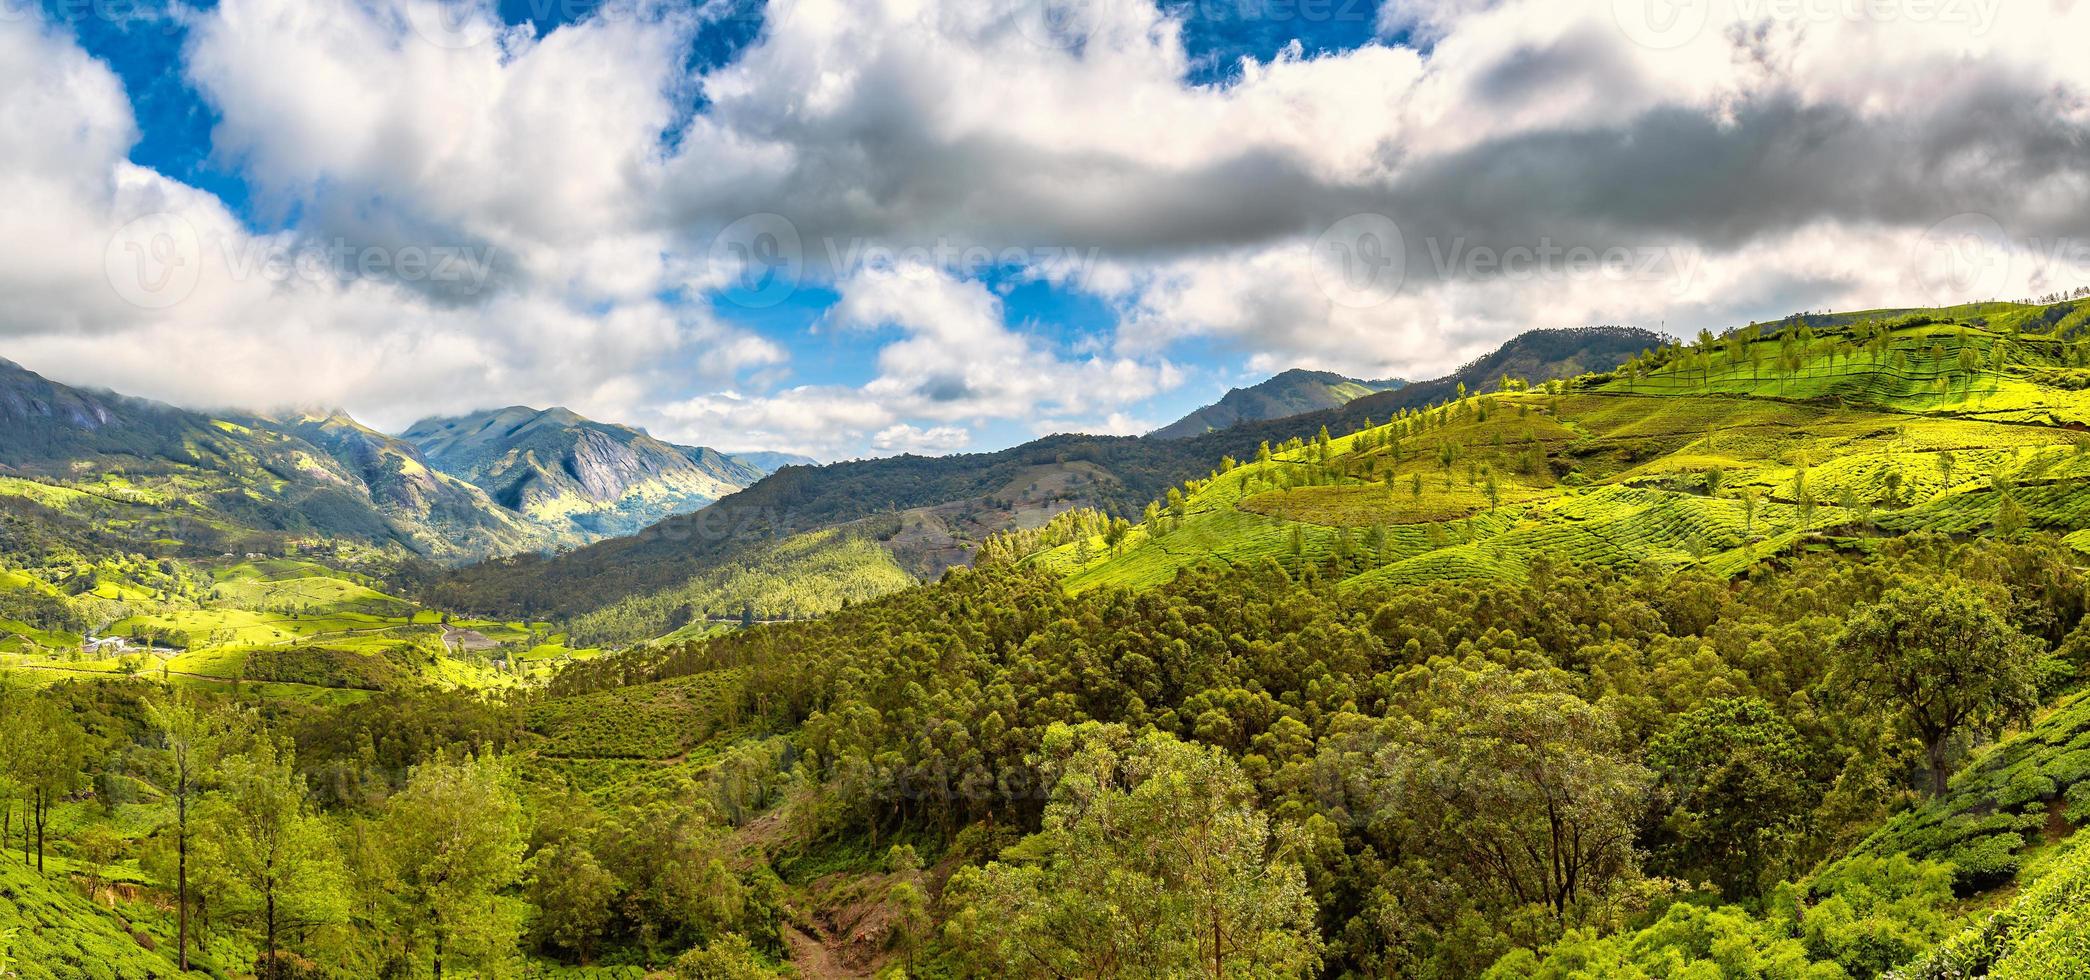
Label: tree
xmin=1379 ymin=659 xmax=1652 ymax=924
xmin=1832 ymin=581 xmax=2041 ymax=797
xmin=201 ymin=738 xmax=345 ymax=978
xmin=672 ymin=934 xmax=771 ymax=979
xmin=947 ymin=725 xmax=1321 ymax=978
xmin=526 ymin=839 xmax=617 ymax=964
xmin=378 ymin=755 xmax=528 ymax=979
xmin=9 ymin=697 xmax=88 ymax=873
xmin=888 ymin=879 xmax=930 ymax=973
xmin=1646 ymin=698 xmax=1815 ymax=897
xmin=148 ymin=691 xmax=219 ymax=971
xmin=1995 ymin=492 xmax=2027 ymax=538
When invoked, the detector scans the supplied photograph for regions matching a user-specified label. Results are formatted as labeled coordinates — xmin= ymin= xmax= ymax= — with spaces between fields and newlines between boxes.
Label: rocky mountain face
xmin=1150 ymin=369 xmax=1405 ymax=439
xmin=400 ymin=406 xmax=780 ymax=539
xmin=0 ymin=360 xmax=564 ymax=562
xmin=258 ymin=412 xmax=570 ymax=556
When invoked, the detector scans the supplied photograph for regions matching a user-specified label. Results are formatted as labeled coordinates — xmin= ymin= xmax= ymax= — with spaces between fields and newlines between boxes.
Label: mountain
xmin=1150 ymin=369 xmax=1403 ymax=439
xmin=427 ymin=325 xmax=1662 ymax=630
xmin=0 ymin=359 xmax=559 ymax=563
xmin=255 ymin=411 xmax=570 ymax=557
xmin=727 ymin=450 xmax=818 ymax=474
xmin=400 ymin=406 xmax=775 ymax=540
xmin=519 ymin=301 xmax=2090 ymax=976
xmin=1042 ymin=303 xmax=2090 ymax=595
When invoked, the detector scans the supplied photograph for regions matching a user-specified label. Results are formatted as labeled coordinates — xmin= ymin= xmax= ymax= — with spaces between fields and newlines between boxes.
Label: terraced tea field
xmin=0 ymin=555 xmax=598 ymax=699
xmin=1043 ymin=302 xmax=2090 ymax=594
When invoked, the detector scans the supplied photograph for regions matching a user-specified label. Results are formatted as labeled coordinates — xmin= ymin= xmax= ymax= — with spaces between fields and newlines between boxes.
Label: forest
xmin=8 ymin=529 xmax=2090 ymax=977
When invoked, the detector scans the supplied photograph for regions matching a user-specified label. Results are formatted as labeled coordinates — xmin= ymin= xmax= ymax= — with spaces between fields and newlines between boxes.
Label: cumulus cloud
xmin=654 ymin=0 xmax=2090 ymax=379
xmin=656 ymin=266 xmax=1180 ymax=457
xmin=0 ymin=3 xmax=782 ymax=439
xmin=8 ymin=0 xmax=2090 ymax=460
xmin=871 ymin=424 xmax=973 ymax=454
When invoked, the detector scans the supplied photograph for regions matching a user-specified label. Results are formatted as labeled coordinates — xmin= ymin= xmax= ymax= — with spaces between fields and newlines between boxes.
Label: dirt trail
xmin=783 ymin=923 xmax=866 ymax=979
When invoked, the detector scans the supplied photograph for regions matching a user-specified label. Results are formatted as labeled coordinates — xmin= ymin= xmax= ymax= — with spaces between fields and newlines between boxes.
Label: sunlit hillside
xmin=1039 ymin=302 xmax=2090 ymax=593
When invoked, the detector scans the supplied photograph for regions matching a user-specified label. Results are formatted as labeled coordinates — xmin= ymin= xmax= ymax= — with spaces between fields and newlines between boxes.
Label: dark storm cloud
xmin=663 ymin=17 xmax=2090 ymax=290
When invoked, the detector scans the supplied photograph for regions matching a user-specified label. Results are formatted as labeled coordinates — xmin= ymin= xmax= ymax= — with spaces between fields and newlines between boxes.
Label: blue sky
xmin=7 ymin=0 xmax=2082 ymax=459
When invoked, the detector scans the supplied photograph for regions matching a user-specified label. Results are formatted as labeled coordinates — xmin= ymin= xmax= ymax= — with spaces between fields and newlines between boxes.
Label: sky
xmin=2 ymin=0 xmax=2087 ymax=460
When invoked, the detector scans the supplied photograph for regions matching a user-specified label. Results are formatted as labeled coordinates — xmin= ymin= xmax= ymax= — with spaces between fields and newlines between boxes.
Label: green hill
xmin=1040 ymin=302 xmax=2090 ymax=595
xmin=0 ymin=854 xmax=208 ymax=979
xmin=426 ymin=326 xmax=1661 ymax=622
xmin=1150 ymin=368 xmax=1405 ymax=439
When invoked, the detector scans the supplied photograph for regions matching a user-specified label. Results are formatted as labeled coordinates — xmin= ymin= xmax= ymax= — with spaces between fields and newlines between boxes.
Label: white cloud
xmin=655 ymin=266 xmax=1181 ymax=458
xmin=8 ymin=0 xmax=2090 ymax=462
xmin=0 ymin=5 xmax=784 ymax=440
xmin=871 ymin=424 xmax=972 ymax=454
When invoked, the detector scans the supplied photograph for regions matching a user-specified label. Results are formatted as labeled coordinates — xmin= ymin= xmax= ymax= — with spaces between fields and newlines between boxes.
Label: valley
xmin=12 ymin=302 xmax=2090 ymax=978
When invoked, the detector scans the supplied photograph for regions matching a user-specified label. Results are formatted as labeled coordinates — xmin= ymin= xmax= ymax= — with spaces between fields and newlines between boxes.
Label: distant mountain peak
xmin=397 ymin=405 xmax=802 ymax=540
xmin=1151 ymin=370 xmax=1406 ymax=440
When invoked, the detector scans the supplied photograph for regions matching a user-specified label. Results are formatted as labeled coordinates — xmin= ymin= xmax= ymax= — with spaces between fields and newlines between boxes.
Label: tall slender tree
xmin=148 ymin=692 xmax=219 ymax=972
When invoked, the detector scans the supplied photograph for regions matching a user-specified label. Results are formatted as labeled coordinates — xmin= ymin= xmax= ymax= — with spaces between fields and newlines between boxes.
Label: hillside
xmin=400 ymin=406 xmax=777 ymax=540
xmin=1150 ymin=368 xmax=1403 ymax=439
xmin=0 ymin=360 xmax=562 ymax=564
xmin=0 ymin=549 xmax=599 ymax=703
xmin=0 ymin=855 xmax=206 ymax=979
xmin=17 ymin=303 xmax=2090 ymax=979
xmin=427 ymin=326 xmax=1660 ymax=624
xmin=730 ymin=450 xmax=818 ymax=473
xmin=1039 ymin=304 xmax=2090 ymax=594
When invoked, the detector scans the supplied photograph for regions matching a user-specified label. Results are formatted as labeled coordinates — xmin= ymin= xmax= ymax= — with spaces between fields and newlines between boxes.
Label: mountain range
xmin=400 ymin=406 xmax=809 ymax=541
xmin=425 ymin=325 xmax=1664 ymax=631
xmin=1149 ymin=369 xmax=1404 ymax=439
xmin=0 ymin=358 xmax=799 ymax=563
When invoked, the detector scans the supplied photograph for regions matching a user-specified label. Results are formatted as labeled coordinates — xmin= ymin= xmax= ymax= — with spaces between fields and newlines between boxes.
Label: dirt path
xmin=783 ymin=923 xmax=863 ymax=979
